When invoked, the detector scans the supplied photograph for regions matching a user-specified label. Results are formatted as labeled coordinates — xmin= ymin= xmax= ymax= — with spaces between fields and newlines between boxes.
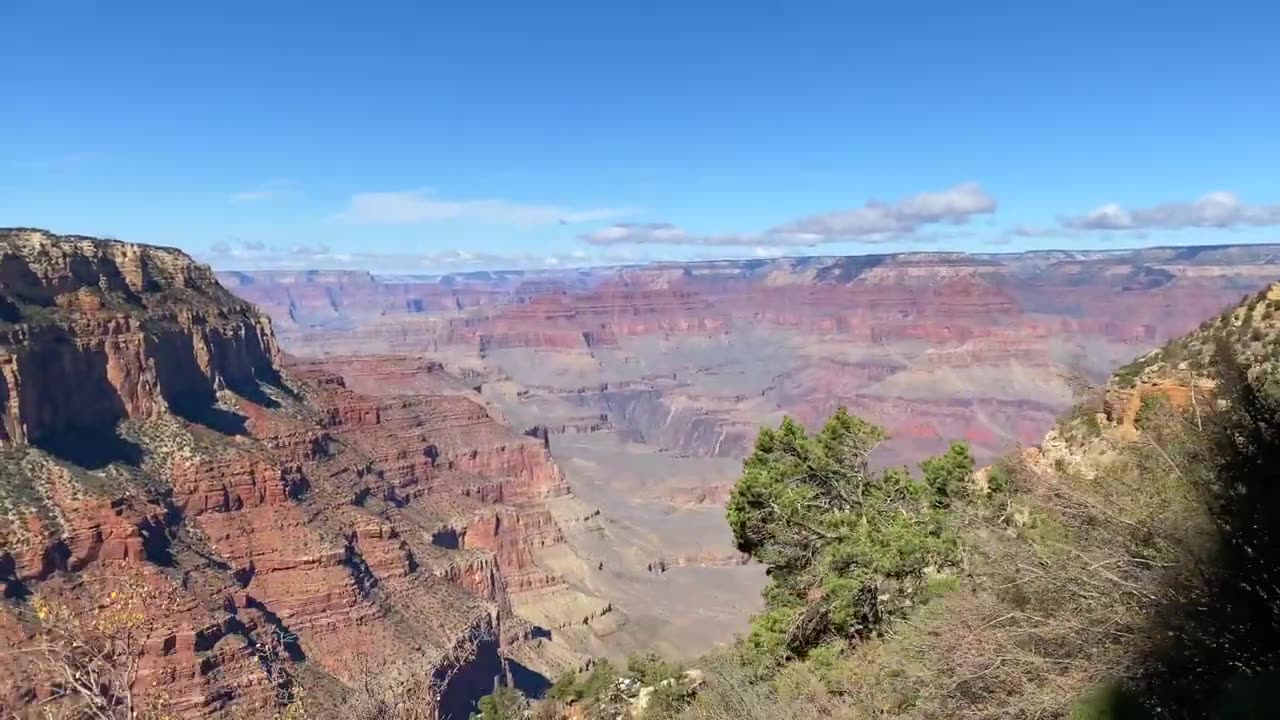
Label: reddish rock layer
xmin=0 ymin=230 xmax=574 ymax=719
xmin=290 ymin=356 xmax=571 ymax=591
xmin=1 ymin=230 xmax=279 ymax=447
xmin=223 ymin=247 xmax=1280 ymax=474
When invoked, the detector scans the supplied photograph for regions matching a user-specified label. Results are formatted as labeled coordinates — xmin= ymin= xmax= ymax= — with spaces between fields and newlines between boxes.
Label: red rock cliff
xmin=0 ymin=229 xmax=564 ymax=719
xmin=0 ymin=229 xmax=280 ymax=446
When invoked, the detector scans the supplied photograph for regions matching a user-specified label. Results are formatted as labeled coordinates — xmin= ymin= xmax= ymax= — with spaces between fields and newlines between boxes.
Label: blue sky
xmin=3 ymin=0 xmax=1278 ymax=271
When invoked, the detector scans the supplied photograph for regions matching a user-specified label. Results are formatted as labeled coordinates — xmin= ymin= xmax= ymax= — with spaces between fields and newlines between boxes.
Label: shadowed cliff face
xmin=0 ymin=229 xmax=281 ymax=452
xmin=0 ymin=229 xmax=585 ymax=719
xmin=219 ymin=244 xmax=1280 ymax=662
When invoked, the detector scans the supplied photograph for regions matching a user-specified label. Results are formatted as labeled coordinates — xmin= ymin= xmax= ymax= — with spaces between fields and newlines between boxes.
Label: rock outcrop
xmin=1 ymin=230 xmax=280 ymax=448
xmin=0 ymin=229 xmax=581 ymax=719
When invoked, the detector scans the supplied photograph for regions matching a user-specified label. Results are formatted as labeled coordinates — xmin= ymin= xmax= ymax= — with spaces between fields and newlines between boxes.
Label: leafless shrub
xmin=10 ymin=575 xmax=178 ymax=720
xmin=342 ymin=624 xmax=488 ymax=720
xmin=678 ymin=654 xmax=833 ymax=720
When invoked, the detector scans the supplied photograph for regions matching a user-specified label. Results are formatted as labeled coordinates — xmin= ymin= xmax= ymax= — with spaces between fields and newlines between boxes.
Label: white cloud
xmin=583 ymin=223 xmax=690 ymax=245
xmin=207 ymin=237 xmax=267 ymax=257
xmin=339 ymin=188 xmax=631 ymax=226
xmin=579 ymin=222 xmax=782 ymax=247
xmin=581 ymin=183 xmax=996 ymax=246
xmin=290 ymin=242 xmax=331 ymax=257
xmin=1062 ymin=192 xmax=1280 ymax=231
xmin=1008 ymin=224 xmax=1068 ymax=238
xmin=771 ymin=182 xmax=997 ymax=241
xmin=201 ymin=239 xmax=640 ymax=273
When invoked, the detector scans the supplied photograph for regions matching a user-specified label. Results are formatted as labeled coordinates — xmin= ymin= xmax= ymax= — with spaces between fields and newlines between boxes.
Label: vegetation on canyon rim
xmin=508 ymin=293 xmax=1280 ymax=719
xmin=725 ymin=409 xmax=966 ymax=668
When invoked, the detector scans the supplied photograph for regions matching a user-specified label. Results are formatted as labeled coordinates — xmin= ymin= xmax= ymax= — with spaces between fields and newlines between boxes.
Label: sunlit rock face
xmin=1 ymin=229 xmax=590 ymax=718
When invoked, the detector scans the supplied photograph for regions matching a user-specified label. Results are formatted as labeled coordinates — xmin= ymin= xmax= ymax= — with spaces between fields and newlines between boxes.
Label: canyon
xmin=220 ymin=243 xmax=1280 ymax=665
xmin=4 ymin=229 xmax=1280 ymax=719
xmin=0 ymin=230 xmax=584 ymax=718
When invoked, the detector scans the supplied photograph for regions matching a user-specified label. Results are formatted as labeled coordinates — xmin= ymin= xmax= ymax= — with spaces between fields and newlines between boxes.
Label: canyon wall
xmin=0 ymin=229 xmax=585 ymax=718
xmin=220 ymin=242 xmax=1280 ymax=661
xmin=226 ymin=244 xmax=1280 ymax=466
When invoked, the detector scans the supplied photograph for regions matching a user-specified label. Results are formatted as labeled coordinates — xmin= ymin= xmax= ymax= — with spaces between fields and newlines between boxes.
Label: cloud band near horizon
xmin=580 ymin=182 xmax=997 ymax=247
xmin=1062 ymin=192 xmax=1280 ymax=231
xmin=339 ymin=188 xmax=632 ymax=226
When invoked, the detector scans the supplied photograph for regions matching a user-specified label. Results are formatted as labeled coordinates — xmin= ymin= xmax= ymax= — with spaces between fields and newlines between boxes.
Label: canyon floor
xmin=223 ymin=244 xmax=1280 ymax=663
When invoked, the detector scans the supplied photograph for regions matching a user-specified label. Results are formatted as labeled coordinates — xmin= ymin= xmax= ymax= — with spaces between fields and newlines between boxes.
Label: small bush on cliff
xmin=471 ymin=686 xmax=523 ymax=720
xmin=547 ymin=671 xmax=580 ymax=703
xmin=1133 ymin=393 xmax=1168 ymax=430
xmin=726 ymin=408 xmax=962 ymax=666
xmin=921 ymin=440 xmax=975 ymax=506
xmin=544 ymin=659 xmax=620 ymax=707
xmin=14 ymin=574 xmax=184 ymax=720
xmin=627 ymin=650 xmax=684 ymax=686
xmin=1114 ymin=360 xmax=1146 ymax=388
xmin=578 ymin=659 xmax=620 ymax=700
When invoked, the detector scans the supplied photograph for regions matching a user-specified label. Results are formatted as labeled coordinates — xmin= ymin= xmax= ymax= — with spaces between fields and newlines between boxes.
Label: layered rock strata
xmin=0 ymin=229 xmax=580 ymax=718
